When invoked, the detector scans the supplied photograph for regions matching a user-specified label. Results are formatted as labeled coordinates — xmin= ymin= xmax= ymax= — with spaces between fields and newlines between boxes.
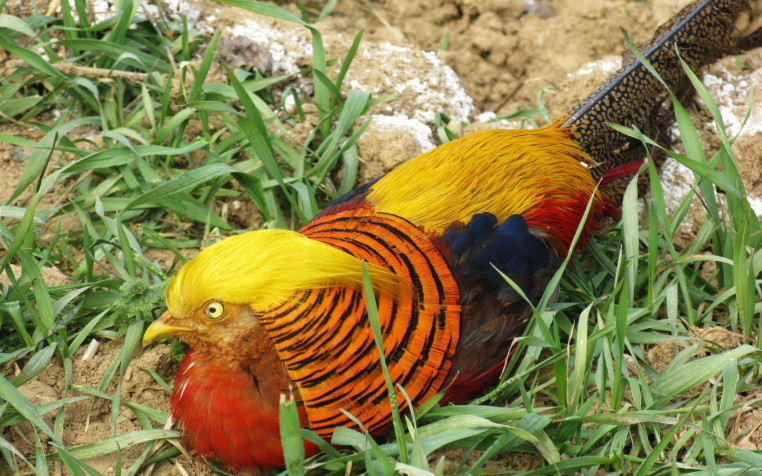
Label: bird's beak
xmin=143 ymin=311 xmax=193 ymax=346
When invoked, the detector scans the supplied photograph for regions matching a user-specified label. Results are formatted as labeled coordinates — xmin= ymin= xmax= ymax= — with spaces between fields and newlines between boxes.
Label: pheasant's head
xmin=142 ymin=229 xmax=402 ymax=355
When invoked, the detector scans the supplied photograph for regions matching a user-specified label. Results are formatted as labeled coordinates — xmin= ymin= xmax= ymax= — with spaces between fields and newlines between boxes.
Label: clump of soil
xmin=328 ymin=0 xmax=699 ymax=115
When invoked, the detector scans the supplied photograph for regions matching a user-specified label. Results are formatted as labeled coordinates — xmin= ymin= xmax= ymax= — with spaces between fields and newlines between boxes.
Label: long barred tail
xmin=563 ymin=0 xmax=762 ymax=197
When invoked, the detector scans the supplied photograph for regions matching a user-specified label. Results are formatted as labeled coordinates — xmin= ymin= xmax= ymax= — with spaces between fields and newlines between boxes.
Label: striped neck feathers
xmin=166 ymin=230 xmax=404 ymax=316
xmin=366 ymin=119 xmax=605 ymax=250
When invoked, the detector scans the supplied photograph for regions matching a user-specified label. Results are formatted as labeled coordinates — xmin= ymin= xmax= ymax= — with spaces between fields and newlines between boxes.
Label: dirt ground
xmin=3 ymin=0 xmax=762 ymax=474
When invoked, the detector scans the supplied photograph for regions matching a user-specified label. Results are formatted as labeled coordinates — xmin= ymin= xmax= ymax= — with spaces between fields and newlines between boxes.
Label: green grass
xmin=1 ymin=1 xmax=762 ymax=475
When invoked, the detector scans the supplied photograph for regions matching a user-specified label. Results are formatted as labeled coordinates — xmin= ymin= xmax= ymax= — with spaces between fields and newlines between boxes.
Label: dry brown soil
xmin=2 ymin=0 xmax=762 ymax=474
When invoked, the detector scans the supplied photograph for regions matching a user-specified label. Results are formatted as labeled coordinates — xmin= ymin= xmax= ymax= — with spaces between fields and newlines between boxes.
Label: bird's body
xmin=159 ymin=122 xmax=604 ymax=470
xmin=143 ymin=0 xmax=762 ymax=472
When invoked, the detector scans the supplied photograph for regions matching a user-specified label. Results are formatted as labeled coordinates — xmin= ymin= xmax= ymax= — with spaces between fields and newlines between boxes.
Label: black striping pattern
xmin=257 ymin=208 xmax=461 ymax=436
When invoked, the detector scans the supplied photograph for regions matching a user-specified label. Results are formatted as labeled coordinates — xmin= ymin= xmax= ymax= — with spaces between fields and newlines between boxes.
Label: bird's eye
xmin=204 ymin=301 xmax=224 ymax=319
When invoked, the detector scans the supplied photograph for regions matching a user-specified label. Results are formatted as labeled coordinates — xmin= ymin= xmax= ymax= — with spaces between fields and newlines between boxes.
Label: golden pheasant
xmin=142 ymin=0 xmax=761 ymax=472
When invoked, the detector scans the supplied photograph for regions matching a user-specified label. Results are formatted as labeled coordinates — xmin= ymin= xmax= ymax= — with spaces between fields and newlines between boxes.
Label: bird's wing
xmin=434 ymin=213 xmax=561 ymax=403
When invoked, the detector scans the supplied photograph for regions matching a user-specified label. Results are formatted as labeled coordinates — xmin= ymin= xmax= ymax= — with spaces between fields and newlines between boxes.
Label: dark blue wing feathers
xmin=442 ymin=213 xmax=551 ymax=293
xmin=437 ymin=212 xmax=559 ymax=402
